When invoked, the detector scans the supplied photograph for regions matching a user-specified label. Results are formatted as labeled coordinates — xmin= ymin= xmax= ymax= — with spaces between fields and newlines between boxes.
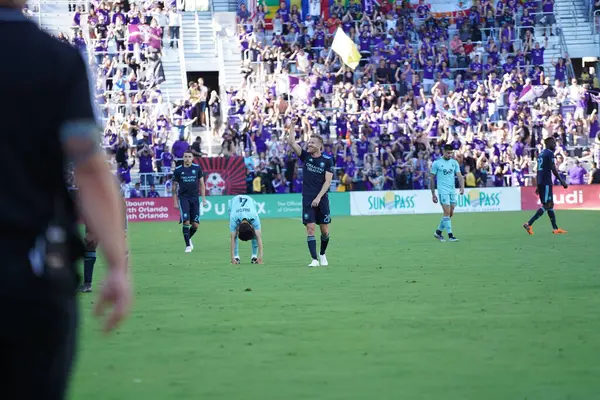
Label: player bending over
xmin=431 ymin=144 xmax=465 ymax=242
xmin=173 ymin=151 xmax=207 ymax=252
xmin=287 ymin=126 xmax=334 ymax=267
xmin=523 ymin=137 xmax=568 ymax=235
xmin=229 ymin=195 xmax=264 ymax=264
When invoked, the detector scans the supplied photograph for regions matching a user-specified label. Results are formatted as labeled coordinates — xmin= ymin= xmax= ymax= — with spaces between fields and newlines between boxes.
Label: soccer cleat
xmin=185 ymin=246 xmax=193 ymax=253
xmin=523 ymin=223 xmax=534 ymax=235
xmin=447 ymin=236 xmax=459 ymax=242
xmin=78 ymin=283 xmax=92 ymax=293
xmin=319 ymin=254 xmax=329 ymax=266
xmin=434 ymin=231 xmax=445 ymax=242
xmin=251 ymin=257 xmax=258 ymax=264
xmin=189 ymin=239 xmax=194 ymax=250
xmin=553 ymin=228 xmax=567 ymax=235
xmin=308 ymin=259 xmax=320 ymax=267
xmin=234 ymin=257 xmax=241 ymax=264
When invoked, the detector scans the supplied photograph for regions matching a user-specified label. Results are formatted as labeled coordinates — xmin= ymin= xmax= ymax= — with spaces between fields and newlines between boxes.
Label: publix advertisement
xmin=125 ymin=187 xmax=524 ymax=222
xmin=349 ymin=187 xmax=522 ymax=216
xmin=125 ymin=192 xmax=351 ymax=222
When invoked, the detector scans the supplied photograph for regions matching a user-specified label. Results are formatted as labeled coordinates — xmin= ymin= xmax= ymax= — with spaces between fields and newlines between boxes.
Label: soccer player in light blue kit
xmin=229 ymin=195 xmax=264 ymax=264
xmin=430 ymin=144 xmax=465 ymax=242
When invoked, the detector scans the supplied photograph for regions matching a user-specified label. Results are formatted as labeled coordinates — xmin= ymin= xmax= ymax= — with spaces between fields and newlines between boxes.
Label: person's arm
xmin=456 ymin=170 xmax=465 ymax=194
xmin=286 ymin=125 xmax=303 ymax=156
xmin=199 ymin=176 xmax=207 ymax=206
xmin=230 ymin=231 xmax=238 ymax=264
xmin=588 ymin=171 xmax=594 ymax=185
xmin=312 ymin=170 xmax=334 ymax=206
xmin=172 ymin=177 xmax=179 ymax=209
xmin=255 ymin=230 xmax=264 ymax=264
xmin=61 ymin=51 xmax=130 ymax=333
xmin=430 ymin=161 xmax=438 ymax=202
xmin=552 ymin=163 xmax=568 ymax=188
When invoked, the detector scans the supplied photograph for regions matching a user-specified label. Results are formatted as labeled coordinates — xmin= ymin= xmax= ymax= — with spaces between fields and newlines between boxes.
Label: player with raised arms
xmin=287 ymin=125 xmax=334 ymax=267
xmin=173 ymin=150 xmax=207 ymax=253
xmin=229 ymin=194 xmax=264 ymax=264
xmin=523 ymin=136 xmax=568 ymax=235
xmin=431 ymin=144 xmax=465 ymax=242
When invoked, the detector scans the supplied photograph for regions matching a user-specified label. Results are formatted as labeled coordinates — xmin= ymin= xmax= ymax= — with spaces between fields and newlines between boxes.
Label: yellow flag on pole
xmin=331 ymin=27 xmax=362 ymax=70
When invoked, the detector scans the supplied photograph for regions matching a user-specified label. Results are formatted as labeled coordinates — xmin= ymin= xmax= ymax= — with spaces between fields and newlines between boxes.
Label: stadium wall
xmin=124 ymin=186 xmax=600 ymax=222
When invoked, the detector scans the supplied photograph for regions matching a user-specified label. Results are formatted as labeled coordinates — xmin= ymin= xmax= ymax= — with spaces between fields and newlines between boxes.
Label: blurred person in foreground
xmin=0 ymin=5 xmax=131 ymax=400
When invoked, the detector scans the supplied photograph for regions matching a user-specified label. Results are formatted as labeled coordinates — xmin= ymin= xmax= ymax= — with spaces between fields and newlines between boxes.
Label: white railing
xmin=194 ymin=10 xmax=200 ymax=52
xmin=176 ymin=35 xmax=188 ymax=94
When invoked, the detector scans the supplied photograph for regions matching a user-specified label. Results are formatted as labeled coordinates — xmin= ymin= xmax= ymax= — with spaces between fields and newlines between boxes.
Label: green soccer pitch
xmin=70 ymin=211 xmax=600 ymax=400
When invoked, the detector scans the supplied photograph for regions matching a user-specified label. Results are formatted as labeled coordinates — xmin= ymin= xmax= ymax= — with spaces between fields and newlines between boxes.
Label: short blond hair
xmin=310 ymin=134 xmax=324 ymax=150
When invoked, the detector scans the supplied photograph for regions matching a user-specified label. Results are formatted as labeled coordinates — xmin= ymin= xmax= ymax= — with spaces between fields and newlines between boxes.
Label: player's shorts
xmin=302 ymin=195 xmax=331 ymax=225
xmin=178 ymin=197 xmax=200 ymax=223
xmin=439 ymin=193 xmax=457 ymax=206
xmin=538 ymin=184 xmax=553 ymax=205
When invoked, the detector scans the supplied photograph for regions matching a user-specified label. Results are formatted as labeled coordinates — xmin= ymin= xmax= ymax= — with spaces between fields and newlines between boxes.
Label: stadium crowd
xmin=226 ymin=0 xmax=600 ymax=193
xmin=27 ymin=0 xmax=197 ymax=197
xmin=28 ymin=0 xmax=600 ymax=197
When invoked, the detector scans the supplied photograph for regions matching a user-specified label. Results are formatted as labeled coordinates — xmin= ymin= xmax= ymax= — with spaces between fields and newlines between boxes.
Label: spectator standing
xmin=172 ymin=136 xmax=190 ymax=166
xmin=130 ymin=182 xmax=143 ymax=198
xmin=588 ymin=162 xmax=600 ymax=184
xmin=198 ymin=77 xmax=209 ymax=127
xmin=568 ymin=159 xmax=587 ymax=185
xmin=168 ymin=7 xmax=181 ymax=48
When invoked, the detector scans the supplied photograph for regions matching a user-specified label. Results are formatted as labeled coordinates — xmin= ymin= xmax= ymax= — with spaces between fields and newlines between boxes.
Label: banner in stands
xmin=195 ymin=156 xmax=247 ymax=196
xmin=350 ymin=187 xmax=522 ymax=216
xmin=520 ymin=185 xmax=600 ymax=210
xmin=126 ymin=198 xmax=178 ymax=222
xmin=125 ymin=193 xmax=351 ymax=222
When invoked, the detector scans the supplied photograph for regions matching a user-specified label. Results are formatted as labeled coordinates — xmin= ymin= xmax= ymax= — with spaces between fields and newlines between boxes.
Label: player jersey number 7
xmin=228 ymin=195 xmax=261 ymax=232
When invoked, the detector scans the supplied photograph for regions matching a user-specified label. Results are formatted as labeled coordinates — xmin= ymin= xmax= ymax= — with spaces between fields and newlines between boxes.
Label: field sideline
xmin=71 ymin=211 xmax=600 ymax=400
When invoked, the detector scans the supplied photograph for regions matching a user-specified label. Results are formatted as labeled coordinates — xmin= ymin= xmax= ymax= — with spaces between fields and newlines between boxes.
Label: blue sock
xmin=234 ymin=237 xmax=239 ymax=258
xmin=183 ymin=224 xmax=191 ymax=246
xmin=528 ymin=208 xmax=545 ymax=226
xmin=547 ymin=209 xmax=558 ymax=230
xmin=190 ymin=226 xmax=198 ymax=238
xmin=437 ymin=217 xmax=445 ymax=233
xmin=251 ymin=238 xmax=258 ymax=258
xmin=307 ymin=235 xmax=318 ymax=259
xmin=446 ymin=217 xmax=453 ymax=235
xmin=83 ymin=251 xmax=96 ymax=284
xmin=320 ymin=234 xmax=329 ymax=255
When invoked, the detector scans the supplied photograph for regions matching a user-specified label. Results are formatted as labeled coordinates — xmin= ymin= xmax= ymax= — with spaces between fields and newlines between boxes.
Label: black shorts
xmin=538 ymin=184 xmax=553 ymax=205
xmin=178 ymin=197 xmax=199 ymax=223
xmin=302 ymin=195 xmax=331 ymax=225
xmin=0 ymin=252 xmax=78 ymax=400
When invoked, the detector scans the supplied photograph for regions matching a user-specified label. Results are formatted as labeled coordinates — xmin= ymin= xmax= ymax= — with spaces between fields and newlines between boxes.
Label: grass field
xmin=70 ymin=211 xmax=600 ymax=400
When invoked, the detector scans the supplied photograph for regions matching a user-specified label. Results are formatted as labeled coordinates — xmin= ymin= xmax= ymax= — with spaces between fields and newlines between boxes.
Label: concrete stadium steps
xmin=160 ymin=50 xmax=187 ymax=102
xmin=182 ymin=11 xmax=217 ymax=62
xmin=34 ymin=3 xmax=76 ymax=37
xmin=555 ymin=0 xmax=599 ymax=57
xmin=211 ymin=0 xmax=237 ymax=12
xmin=219 ymin=35 xmax=243 ymax=90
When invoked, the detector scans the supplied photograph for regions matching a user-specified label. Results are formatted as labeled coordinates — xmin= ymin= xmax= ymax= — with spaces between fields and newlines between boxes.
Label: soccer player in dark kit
xmin=79 ymin=175 xmax=129 ymax=293
xmin=523 ymin=136 xmax=568 ymax=235
xmin=173 ymin=150 xmax=207 ymax=252
xmin=287 ymin=126 xmax=334 ymax=267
